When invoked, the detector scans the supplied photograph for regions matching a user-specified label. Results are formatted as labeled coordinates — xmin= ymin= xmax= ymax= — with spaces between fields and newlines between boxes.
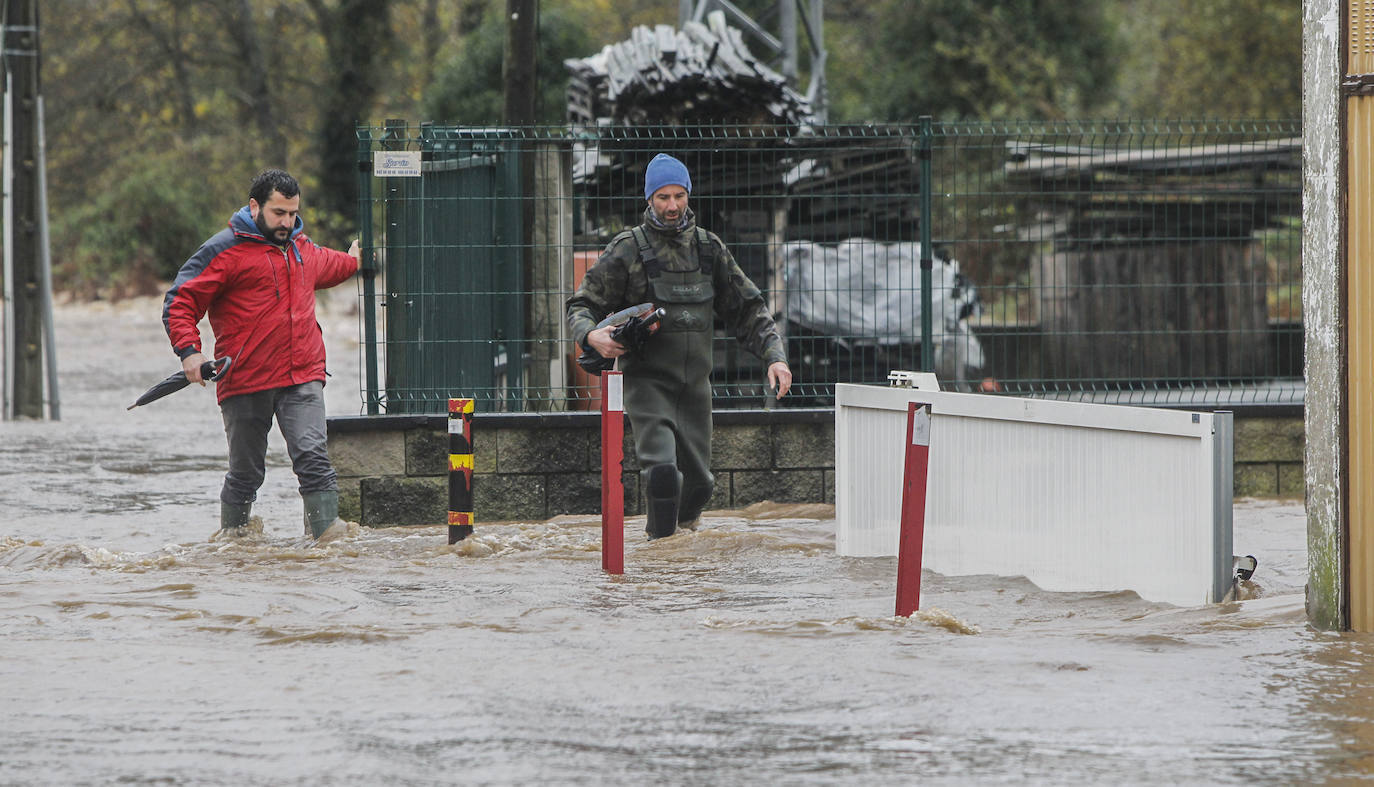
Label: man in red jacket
xmin=163 ymin=169 xmax=359 ymax=540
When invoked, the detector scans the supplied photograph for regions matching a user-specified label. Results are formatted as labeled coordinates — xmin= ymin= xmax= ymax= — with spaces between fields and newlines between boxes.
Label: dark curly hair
xmin=248 ymin=169 xmax=300 ymax=205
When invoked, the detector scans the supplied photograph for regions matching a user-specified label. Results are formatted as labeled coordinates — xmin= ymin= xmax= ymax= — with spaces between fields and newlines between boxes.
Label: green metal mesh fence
xmin=353 ymin=120 xmax=1301 ymax=415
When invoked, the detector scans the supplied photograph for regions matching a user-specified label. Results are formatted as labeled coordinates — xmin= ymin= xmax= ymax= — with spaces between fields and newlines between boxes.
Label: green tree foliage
xmin=32 ymin=0 xmax=1301 ymax=298
xmin=422 ymin=4 xmax=593 ymax=124
xmin=833 ymin=0 xmax=1121 ymax=121
xmin=1108 ymin=0 xmax=1300 ymax=117
xmin=43 ymin=0 xmax=395 ymax=295
xmin=308 ymin=0 xmax=395 ymax=227
xmin=52 ymin=142 xmax=234 ymax=298
xmin=45 ymin=1 xmax=277 ymax=296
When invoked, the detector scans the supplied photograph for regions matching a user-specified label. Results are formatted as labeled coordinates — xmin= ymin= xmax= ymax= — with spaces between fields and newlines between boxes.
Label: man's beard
xmin=256 ymin=214 xmax=291 ymax=246
xmin=649 ymin=205 xmax=690 ymax=230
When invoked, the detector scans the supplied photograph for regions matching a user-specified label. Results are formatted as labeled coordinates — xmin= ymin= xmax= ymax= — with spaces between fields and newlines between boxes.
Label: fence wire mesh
xmin=353 ymin=120 xmax=1302 ymax=415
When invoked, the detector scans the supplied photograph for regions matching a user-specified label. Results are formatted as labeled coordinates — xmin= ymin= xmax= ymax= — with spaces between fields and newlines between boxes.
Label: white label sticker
xmin=448 ymin=418 xmax=463 ymax=434
xmin=607 ymin=374 xmax=624 ymax=412
xmin=374 ymin=151 xmax=422 ymax=178
xmin=910 ymin=405 xmax=931 ymax=447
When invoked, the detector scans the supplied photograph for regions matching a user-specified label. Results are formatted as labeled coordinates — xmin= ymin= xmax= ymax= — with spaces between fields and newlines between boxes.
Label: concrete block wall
xmin=329 ymin=409 xmax=835 ymax=526
xmin=328 ymin=406 xmax=1302 ymax=527
xmin=1232 ymin=411 xmax=1304 ymax=498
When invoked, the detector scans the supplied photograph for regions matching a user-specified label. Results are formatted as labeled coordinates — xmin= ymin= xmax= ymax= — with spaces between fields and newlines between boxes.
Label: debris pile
xmin=565 ymin=16 xmax=813 ymax=127
xmin=785 ymin=133 xmax=922 ymax=242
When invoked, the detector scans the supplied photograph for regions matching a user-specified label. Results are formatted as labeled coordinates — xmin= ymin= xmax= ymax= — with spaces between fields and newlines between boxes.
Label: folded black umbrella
xmin=126 ymin=357 xmax=232 ymax=410
xmin=576 ymin=303 xmax=665 ymax=375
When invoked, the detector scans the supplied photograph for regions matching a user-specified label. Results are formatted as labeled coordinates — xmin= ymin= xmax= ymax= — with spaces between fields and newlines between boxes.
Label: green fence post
xmin=918 ymin=115 xmax=934 ymax=373
xmin=357 ymin=124 xmax=381 ymax=415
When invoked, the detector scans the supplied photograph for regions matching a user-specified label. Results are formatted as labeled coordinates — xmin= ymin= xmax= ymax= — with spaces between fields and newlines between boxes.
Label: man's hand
xmin=767 ymin=361 xmax=792 ymax=400
xmin=348 ymin=239 xmax=361 ymax=260
xmin=183 ymin=352 xmax=209 ymax=386
xmin=587 ymin=325 xmax=626 ymax=359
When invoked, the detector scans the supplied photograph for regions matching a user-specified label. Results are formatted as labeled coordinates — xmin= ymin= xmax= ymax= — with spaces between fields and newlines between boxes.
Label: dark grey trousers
xmin=219 ymin=380 xmax=336 ymax=504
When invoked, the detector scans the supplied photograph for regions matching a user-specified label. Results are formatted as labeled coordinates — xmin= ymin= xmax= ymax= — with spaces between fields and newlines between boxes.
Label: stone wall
xmin=329 ymin=409 xmax=834 ymax=526
xmin=328 ymin=406 xmax=1302 ymax=526
xmin=1233 ymin=409 xmax=1305 ymax=498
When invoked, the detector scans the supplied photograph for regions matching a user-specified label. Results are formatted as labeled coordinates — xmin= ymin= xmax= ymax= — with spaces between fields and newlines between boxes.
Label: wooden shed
xmin=1005 ymin=138 xmax=1301 ymax=384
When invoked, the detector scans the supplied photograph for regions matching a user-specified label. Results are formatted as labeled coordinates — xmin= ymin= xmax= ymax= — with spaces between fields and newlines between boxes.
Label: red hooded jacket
xmin=162 ymin=206 xmax=358 ymax=403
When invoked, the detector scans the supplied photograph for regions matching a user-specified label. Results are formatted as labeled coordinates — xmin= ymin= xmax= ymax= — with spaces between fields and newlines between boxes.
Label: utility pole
xmin=504 ymin=0 xmax=546 ymax=407
xmin=502 ymin=0 xmax=536 ymax=127
xmin=2 ymin=0 xmax=48 ymax=420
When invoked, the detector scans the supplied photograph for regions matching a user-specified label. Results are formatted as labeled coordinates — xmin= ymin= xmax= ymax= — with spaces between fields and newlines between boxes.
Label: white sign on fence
xmin=373 ymin=151 xmax=422 ymax=178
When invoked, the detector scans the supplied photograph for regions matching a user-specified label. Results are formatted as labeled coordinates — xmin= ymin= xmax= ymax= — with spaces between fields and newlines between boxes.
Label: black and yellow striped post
xmin=448 ymin=398 xmax=474 ymax=544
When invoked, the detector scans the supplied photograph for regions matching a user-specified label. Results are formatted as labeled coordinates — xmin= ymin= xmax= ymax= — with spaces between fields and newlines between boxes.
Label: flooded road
xmin=0 ymin=291 xmax=1364 ymax=785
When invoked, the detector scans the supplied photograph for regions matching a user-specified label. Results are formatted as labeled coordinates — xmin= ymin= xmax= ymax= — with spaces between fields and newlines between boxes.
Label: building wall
xmin=329 ymin=407 xmax=1302 ymax=527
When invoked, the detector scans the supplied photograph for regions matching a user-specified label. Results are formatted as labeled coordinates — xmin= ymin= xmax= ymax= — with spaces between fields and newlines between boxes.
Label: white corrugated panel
xmin=836 ymin=384 xmax=1229 ymax=606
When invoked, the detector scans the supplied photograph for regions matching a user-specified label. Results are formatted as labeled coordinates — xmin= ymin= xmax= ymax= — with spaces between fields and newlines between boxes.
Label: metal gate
xmin=364 ymin=128 xmax=525 ymax=413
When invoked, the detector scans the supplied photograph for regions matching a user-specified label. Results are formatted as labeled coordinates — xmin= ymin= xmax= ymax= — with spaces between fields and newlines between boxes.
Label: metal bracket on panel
xmin=1342 ymin=74 xmax=1374 ymax=96
xmin=887 ymin=370 xmax=941 ymax=391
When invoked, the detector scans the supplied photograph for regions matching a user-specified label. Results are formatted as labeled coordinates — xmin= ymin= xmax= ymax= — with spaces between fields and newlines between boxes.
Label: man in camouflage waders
xmin=567 ymin=154 xmax=793 ymax=540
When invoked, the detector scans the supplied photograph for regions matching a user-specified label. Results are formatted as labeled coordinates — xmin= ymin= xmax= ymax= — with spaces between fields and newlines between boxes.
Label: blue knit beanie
xmin=644 ymin=154 xmax=692 ymax=201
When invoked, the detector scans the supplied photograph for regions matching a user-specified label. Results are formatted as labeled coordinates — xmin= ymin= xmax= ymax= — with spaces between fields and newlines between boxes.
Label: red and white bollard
xmin=600 ymin=372 xmax=625 ymax=575
xmin=895 ymin=402 xmax=932 ymax=617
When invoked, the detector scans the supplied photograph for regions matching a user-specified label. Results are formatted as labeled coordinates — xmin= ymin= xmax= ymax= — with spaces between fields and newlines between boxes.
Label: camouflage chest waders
xmin=620 ymin=226 xmax=717 ymax=539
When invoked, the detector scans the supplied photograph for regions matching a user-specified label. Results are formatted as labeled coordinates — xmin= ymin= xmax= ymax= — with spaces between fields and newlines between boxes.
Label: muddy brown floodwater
xmin=1 ymin=288 xmax=1369 ymax=785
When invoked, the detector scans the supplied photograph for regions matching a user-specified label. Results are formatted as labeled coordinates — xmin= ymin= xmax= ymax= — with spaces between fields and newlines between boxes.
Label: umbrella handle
xmin=201 ymin=356 xmax=232 ymax=382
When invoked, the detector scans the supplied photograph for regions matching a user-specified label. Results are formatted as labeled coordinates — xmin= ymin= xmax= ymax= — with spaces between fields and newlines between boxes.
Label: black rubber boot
xmin=678 ymin=483 xmax=713 ymax=531
xmin=644 ymin=463 xmax=682 ymax=540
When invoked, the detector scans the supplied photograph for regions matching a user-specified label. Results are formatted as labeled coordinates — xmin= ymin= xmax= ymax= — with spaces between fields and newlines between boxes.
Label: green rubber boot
xmin=220 ymin=501 xmax=252 ymax=536
xmin=303 ymin=490 xmax=341 ymax=540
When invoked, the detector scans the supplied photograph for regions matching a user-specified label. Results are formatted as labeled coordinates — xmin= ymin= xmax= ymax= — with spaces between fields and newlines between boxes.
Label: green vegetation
xmin=423 ymin=5 xmax=592 ymax=124
xmin=836 ymin=0 xmax=1121 ymax=121
xmin=38 ymin=0 xmax=1300 ymax=298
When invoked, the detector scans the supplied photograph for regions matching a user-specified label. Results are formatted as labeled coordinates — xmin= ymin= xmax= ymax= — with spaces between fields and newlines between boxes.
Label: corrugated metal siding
xmin=836 ymin=403 xmax=903 ymax=555
xmin=1348 ymin=97 xmax=1374 ymax=630
xmin=836 ymin=385 xmax=1228 ymax=607
xmin=1354 ymin=0 xmax=1374 ymax=74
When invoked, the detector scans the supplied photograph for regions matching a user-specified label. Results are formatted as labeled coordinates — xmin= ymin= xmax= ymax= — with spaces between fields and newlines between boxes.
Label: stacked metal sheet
xmin=565 ymin=17 xmax=813 ymax=127
xmin=784 ymin=133 xmax=922 ymax=242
